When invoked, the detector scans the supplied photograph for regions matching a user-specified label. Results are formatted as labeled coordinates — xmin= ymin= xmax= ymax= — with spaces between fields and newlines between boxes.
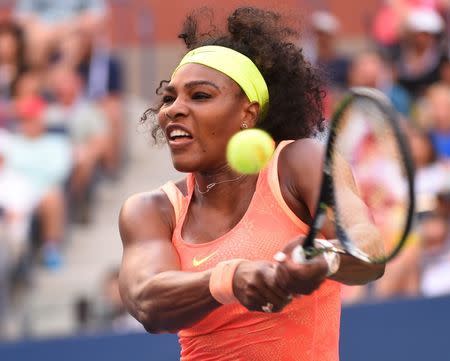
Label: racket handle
xmin=292 ymin=245 xmax=308 ymax=264
xmin=291 ymin=243 xmax=341 ymax=276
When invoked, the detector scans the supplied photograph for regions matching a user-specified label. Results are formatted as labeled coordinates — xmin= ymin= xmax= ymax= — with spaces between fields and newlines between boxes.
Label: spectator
xmin=57 ymin=26 xmax=124 ymax=176
xmin=45 ymin=65 xmax=108 ymax=224
xmin=97 ymin=267 xmax=141 ymax=332
xmin=420 ymin=213 xmax=450 ymax=297
xmin=304 ymin=11 xmax=350 ymax=90
xmin=417 ymin=83 xmax=450 ymax=159
xmin=13 ymin=0 xmax=107 ymax=70
xmin=72 ymin=267 xmax=142 ymax=334
xmin=371 ymin=0 xmax=447 ymax=58
xmin=396 ymin=8 xmax=446 ymax=98
xmin=348 ymin=50 xmax=412 ymax=116
xmin=0 ymin=131 xmax=36 ymax=266
xmin=407 ymin=125 xmax=446 ymax=213
xmin=0 ymin=134 xmax=36 ymax=339
xmin=5 ymin=96 xmax=72 ymax=268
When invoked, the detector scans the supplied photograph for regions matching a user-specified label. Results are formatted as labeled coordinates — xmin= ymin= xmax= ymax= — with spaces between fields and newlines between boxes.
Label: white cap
xmin=405 ymin=8 xmax=444 ymax=34
xmin=311 ymin=11 xmax=340 ymax=34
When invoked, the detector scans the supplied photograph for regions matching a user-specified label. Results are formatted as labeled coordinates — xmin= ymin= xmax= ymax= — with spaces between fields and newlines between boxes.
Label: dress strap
xmin=160 ymin=181 xmax=186 ymax=224
xmin=267 ymin=140 xmax=309 ymax=233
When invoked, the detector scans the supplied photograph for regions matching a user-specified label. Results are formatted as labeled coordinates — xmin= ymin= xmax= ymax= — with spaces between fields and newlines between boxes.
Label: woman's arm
xmin=118 ymin=191 xmax=220 ymax=333
xmin=278 ymin=139 xmax=385 ymax=285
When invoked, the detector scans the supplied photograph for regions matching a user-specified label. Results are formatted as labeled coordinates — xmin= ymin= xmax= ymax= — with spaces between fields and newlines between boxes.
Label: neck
xmin=193 ymin=165 xmax=257 ymax=199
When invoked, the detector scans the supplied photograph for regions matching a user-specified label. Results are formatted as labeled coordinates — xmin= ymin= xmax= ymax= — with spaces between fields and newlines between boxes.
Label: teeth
xmin=169 ymin=129 xmax=190 ymax=138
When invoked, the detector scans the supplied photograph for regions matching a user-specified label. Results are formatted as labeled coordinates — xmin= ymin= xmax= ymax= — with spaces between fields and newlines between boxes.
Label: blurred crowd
xmin=304 ymin=1 xmax=450 ymax=304
xmin=0 ymin=0 xmax=450 ymax=342
xmin=0 ymin=0 xmax=127 ymax=338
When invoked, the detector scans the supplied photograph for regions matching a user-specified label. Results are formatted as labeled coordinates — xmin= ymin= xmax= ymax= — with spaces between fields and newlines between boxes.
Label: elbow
xmin=140 ymin=313 xmax=179 ymax=334
xmin=137 ymin=304 xmax=165 ymax=334
xmin=136 ymin=300 xmax=164 ymax=334
xmin=136 ymin=301 xmax=179 ymax=334
xmin=142 ymin=320 xmax=164 ymax=334
xmin=372 ymin=262 xmax=386 ymax=281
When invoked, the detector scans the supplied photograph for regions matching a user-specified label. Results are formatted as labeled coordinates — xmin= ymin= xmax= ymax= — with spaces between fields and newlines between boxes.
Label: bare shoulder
xmin=277 ymin=138 xmax=325 ymax=215
xmin=278 ymin=138 xmax=325 ymax=180
xmin=280 ymin=138 xmax=324 ymax=165
xmin=119 ymin=188 xmax=176 ymax=247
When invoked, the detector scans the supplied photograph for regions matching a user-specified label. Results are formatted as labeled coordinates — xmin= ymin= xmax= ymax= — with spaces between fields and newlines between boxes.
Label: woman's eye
xmin=192 ymin=92 xmax=211 ymax=100
xmin=162 ymin=95 xmax=175 ymax=103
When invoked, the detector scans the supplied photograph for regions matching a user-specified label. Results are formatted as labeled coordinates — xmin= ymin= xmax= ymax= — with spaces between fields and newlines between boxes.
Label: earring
xmin=240 ymin=123 xmax=248 ymax=130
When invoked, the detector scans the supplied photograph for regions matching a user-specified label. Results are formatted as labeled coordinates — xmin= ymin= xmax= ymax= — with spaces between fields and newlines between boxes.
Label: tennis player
xmin=119 ymin=7 xmax=385 ymax=361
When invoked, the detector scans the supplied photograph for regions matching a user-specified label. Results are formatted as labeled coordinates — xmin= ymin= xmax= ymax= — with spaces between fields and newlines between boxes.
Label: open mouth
xmin=167 ymin=127 xmax=193 ymax=145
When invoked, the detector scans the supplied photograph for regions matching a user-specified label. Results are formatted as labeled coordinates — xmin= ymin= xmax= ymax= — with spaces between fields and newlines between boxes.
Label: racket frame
xmin=300 ymin=87 xmax=416 ymax=264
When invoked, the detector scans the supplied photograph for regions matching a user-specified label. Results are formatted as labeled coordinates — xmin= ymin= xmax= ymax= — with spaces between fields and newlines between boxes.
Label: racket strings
xmin=330 ymin=96 xmax=411 ymax=262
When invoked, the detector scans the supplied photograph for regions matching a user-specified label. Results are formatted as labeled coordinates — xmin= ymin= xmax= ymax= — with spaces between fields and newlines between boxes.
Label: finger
xmin=256 ymin=284 xmax=291 ymax=313
xmin=236 ymin=264 xmax=287 ymax=312
xmin=283 ymin=250 xmax=329 ymax=276
xmin=259 ymin=267 xmax=293 ymax=311
xmin=274 ymin=263 xmax=294 ymax=295
xmin=276 ymin=258 xmax=328 ymax=295
xmin=236 ymin=279 xmax=268 ymax=312
xmin=274 ymin=251 xmax=287 ymax=262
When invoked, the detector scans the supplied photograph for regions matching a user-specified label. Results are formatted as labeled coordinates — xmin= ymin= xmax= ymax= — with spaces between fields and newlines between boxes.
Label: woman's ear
xmin=242 ymin=101 xmax=261 ymax=128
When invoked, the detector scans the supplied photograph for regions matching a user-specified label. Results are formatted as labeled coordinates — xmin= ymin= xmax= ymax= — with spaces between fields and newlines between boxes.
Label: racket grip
xmin=292 ymin=245 xmax=308 ymax=264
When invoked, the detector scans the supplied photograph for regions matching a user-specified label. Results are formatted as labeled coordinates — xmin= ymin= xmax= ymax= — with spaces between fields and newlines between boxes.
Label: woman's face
xmin=158 ymin=63 xmax=252 ymax=173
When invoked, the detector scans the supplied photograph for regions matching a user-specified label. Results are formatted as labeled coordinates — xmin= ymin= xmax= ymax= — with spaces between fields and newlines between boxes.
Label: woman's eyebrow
xmin=184 ymin=80 xmax=220 ymax=90
xmin=163 ymin=84 xmax=176 ymax=93
xmin=163 ymin=80 xmax=220 ymax=93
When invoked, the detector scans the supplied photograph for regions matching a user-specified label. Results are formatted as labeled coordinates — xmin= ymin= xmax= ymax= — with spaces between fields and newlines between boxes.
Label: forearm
xmin=330 ymin=223 xmax=385 ymax=285
xmin=123 ymin=270 xmax=220 ymax=333
xmin=331 ymin=254 xmax=384 ymax=285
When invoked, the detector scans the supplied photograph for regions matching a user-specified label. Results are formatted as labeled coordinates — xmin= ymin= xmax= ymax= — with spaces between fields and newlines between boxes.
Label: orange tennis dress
xmin=161 ymin=141 xmax=341 ymax=361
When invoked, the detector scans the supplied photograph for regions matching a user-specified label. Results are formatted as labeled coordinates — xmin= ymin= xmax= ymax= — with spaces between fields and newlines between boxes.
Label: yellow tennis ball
xmin=226 ymin=129 xmax=275 ymax=174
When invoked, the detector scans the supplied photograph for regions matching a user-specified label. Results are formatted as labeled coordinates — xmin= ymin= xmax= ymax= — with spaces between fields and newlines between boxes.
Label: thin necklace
xmin=195 ymin=174 xmax=246 ymax=194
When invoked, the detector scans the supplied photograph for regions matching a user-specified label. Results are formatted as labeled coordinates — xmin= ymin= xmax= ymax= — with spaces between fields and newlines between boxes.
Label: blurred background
xmin=0 ymin=0 xmax=449 ymax=358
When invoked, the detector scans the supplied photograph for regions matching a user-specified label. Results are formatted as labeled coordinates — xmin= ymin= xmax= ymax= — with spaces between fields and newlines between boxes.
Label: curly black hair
xmin=142 ymin=7 xmax=325 ymax=143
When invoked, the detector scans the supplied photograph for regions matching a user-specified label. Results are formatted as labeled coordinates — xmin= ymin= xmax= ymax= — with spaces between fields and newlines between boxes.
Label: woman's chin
xmin=172 ymin=159 xmax=197 ymax=173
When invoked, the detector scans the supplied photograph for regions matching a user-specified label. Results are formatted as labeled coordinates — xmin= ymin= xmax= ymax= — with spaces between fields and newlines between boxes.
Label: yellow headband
xmin=173 ymin=45 xmax=269 ymax=117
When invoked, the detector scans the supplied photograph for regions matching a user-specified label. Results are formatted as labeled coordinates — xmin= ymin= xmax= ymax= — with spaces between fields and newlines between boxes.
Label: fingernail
xmin=274 ymin=252 xmax=287 ymax=262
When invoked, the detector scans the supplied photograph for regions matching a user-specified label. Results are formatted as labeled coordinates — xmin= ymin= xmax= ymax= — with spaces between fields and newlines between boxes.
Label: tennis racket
xmin=292 ymin=87 xmax=415 ymax=265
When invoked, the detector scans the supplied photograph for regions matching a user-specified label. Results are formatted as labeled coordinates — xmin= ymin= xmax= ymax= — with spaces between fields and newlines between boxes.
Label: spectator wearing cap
xmin=5 ymin=96 xmax=72 ymax=268
xmin=304 ymin=11 xmax=350 ymax=90
xmin=396 ymin=8 xmax=447 ymax=97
